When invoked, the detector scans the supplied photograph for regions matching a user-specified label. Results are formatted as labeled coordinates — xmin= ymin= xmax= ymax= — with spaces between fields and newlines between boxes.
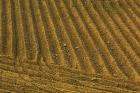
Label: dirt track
xmin=0 ymin=0 xmax=140 ymax=92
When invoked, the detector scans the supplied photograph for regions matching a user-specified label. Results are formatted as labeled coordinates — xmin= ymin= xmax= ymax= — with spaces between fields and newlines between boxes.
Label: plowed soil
xmin=0 ymin=0 xmax=140 ymax=93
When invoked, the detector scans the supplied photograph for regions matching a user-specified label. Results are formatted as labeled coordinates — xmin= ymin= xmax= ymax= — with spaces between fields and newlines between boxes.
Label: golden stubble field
xmin=0 ymin=0 xmax=140 ymax=92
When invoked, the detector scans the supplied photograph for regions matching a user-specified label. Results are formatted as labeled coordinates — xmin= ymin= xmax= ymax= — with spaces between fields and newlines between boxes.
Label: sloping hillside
xmin=0 ymin=0 xmax=140 ymax=92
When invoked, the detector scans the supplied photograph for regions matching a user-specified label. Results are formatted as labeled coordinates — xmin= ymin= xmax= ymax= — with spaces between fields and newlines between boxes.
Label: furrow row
xmin=90 ymin=0 xmax=140 ymax=78
xmin=0 ymin=63 xmax=139 ymax=93
xmin=89 ymin=0 xmax=140 ymax=81
xmin=20 ymin=0 xmax=38 ymax=61
xmin=120 ymin=0 xmax=140 ymax=42
xmin=109 ymin=1 xmax=140 ymax=57
xmin=0 ymin=0 xmax=13 ymax=56
xmin=0 ymin=0 xmax=140 ymax=92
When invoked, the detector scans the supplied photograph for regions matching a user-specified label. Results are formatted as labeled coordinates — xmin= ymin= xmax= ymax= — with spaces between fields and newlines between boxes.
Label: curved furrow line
xmin=37 ymin=0 xmax=65 ymax=66
xmin=114 ymin=0 xmax=140 ymax=43
xmin=76 ymin=1 xmax=120 ymax=77
xmin=42 ymin=0 xmax=80 ymax=69
xmin=134 ymin=0 xmax=140 ymax=8
xmin=90 ymin=0 xmax=140 ymax=82
xmin=0 ymin=58 xmax=52 ymax=77
xmin=61 ymin=2 xmax=109 ymax=75
xmin=0 ymin=76 xmax=27 ymax=92
xmin=1 ymin=59 xmax=139 ymax=88
xmin=0 ymin=89 xmax=14 ymax=93
xmin=1 ymin=73 xmax=77 ymax=93
xmin=58 ymin=75 xmax=138 ymax=93
xmin=0 ymin=80 xmax=50 ymax=93
xmin=47 ymin=0 xmax=94 ymax=73
xmin=5 ymin=0 xmax=13 ymax=57
xmin=1 ymin=79 xmax=136 ymax=93
xmin=92 ymin=2 xmax=139 ymax=76
xmin=0 ymin=76 xmax=112 ymax=93
xmin=109 ymin=1 xmax=140 ymax=57
xmin=0 ymin=63 xmax=52 ymax=79
xmin=127 ymin=0 xmax=140 ymax=18
xmin=0 ymin=57 xmax=15 ymax=66
xmin=118 ymin=0 xmax=140 ymax=42
xmin=19 ymin=0 xmax=38 ymax=61
xmin=0 ymin=69 xmax=127 ymax=93
xmin=0 ymin=67 xmax=91 ymax=93
xmin=1 ymin=0 xmax=13 ymax=56
xmin=87 ymin=1 xmax=140 ymax=74
xmin=0 ymin=74 xmax=64 ymax=93
xmin=118 ymin=0 xmax=140 ymax=30
xmin=0 ymin=82 xmax=17 ymax=92
xmin=100 ymin=1 xmax=140 ymax=82
xmin=0 ymin=58 xmax=130 ymax=86
xmin=11 ymin=0 xmax=28 ymax=74
xmin=1 ymin=62 xmax=139 ymax=89
xmin=52 ymin=82 xmax=123 ymax=93
xmin=29 ymin=0 xmax=53 ymax=64
xmin=0 ymin=59 xmax=128 ymax=84
xmin=83 ymin=0 xmax=129 ymax=79
xmin=0 ymin=81 xmax=54 ymax=93
xmin=12 ymin=0 xmax=27 ymax=61
xmin=39 ymin=0 xmax=66 ymax=65
xmin=45 ymin=0 xmax=94 ymax=74
xmin=1 ymin=58 xmax=140 ymax=91
xmin=10 ymin=0 xmax=18 ymax=60
xmin=0 ymin=0 xmax=2 ymax=55
xmin=79 ymin=0 xmax=128 ymax=79
xmin=0 ymin=62 xmax=139 ymax=93
xmin=82 ymin=0 xmax=138 ymax=77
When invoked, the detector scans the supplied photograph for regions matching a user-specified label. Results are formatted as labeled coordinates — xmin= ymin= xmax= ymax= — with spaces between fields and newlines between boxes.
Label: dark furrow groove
xmin=45 ymin=0 xmax=93 ymax=73
xmin=0 ymin=0 xmax=2 ymax=55
xmin=88 ymin=0 xmax=140 ymax=75
xmin=42 ymin=0 xmax=78 ymax=69
xmin=12 ymin=0 xmax=27 ymax=61
xmin=91 ymin=0 xmax=140 ymax=82
xmin=19 ymin=0 xmax=38 ymax=61
xmin=61 ymin=0 xmax=110 ymax=76
xmin=109 ymin=1 xmax=140 ymax=57
xmin=38 ymin=0 xmax=65 ymax=66
xmin=0 ymin=62 xmax=139 ymax=93
xmin=46 ymin=0 xmax=86 ymax=71
xmin=119 ymin=0 xmax=140 ymax=38
xmin=1 ymin=0 xmax=13 ymax=56
xmin=134 ymin=0 xmax=140 ymax=8
xmin=29 ymin=0 xmax=53 ymax=64
xmin=105 ymin=1 xmax=140 ymax=72
xmin=77 ymin=2 xmax=126 ymax=77
xmin=126 ymin=0 xmax=140 ymax=18
xmin=101 ymin=1 xmax=140 ymax=81
xmin=81 ymin=0 xmax=128 ymax=79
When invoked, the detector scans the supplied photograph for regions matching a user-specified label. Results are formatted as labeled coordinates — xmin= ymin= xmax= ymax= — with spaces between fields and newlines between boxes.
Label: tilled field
xmin=0 ymin=0 xmax=140 ymax=92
